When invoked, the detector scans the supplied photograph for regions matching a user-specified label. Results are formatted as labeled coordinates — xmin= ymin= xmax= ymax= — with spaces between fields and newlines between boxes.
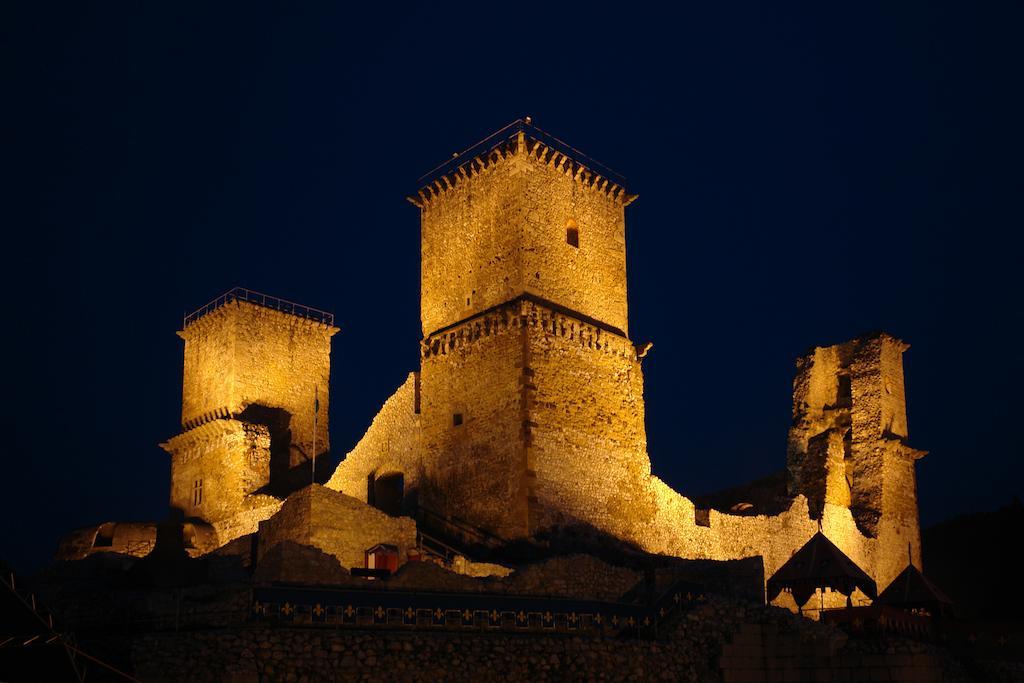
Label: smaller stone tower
xmin=786 ymin=332 xmax=926 ymax=576
xmin=160 ymin=288 xmax=338 ymax=545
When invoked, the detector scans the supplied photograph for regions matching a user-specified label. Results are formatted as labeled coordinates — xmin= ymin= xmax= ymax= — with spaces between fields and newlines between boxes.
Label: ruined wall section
xmin=524 ymin=302 xmax=654 ymax=536
xmin=419 ymin=303 xmax=528 ymax=538
xmin=636 ymin=481 xmax=895 ymax=604
xmin=845 ymin=334 xmax=921 ymax=544
xmin=786 ymin=333 xmax=923 ymax=552
xmin=178 ymin=301 xmax=337 ymax=470
xmin=418 ymin=133 xmax=631 ymax=337
xmin=56 ymin=522 xmax=158 ymax=561
xmin=326 ymin=373 xmax=423 ymax=502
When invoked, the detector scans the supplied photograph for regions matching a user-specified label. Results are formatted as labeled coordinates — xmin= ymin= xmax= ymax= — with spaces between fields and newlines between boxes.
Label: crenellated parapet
xmin=407 ymin=119 xmax=636 ymax=210
xmin=421 ymin=294 xmax=639 ymax=362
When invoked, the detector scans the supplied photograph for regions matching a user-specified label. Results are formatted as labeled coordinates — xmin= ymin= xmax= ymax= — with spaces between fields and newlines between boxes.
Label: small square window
xmin=453 ymin=413 xmax=463 ymax=426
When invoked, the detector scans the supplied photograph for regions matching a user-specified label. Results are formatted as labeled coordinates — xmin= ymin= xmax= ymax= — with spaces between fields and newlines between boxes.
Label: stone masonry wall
xmin=419 ymin=303 xmax=529 ymax=538
xmin=419 ymin=131 xmax=630 ymax=337
xmin=162 ymin=419 xmax=271 ymax=523
xmin=326 ymin=372 xmax=422 ymax=503
xmin=525 ymin=303 xmax=654 ymax=536
xmin=55 ymin=522 xmax=157 ymax=561
xmin=128 ymin=593 xmax=974 ymax=683
xmin=257 ymin=485 xmax=417 ymax=571
xmin=178 ymin=301 xmax=337 ymax=469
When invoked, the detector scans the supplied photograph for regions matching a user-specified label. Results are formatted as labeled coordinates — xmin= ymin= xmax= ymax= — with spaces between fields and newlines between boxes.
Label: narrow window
xmin=837 ymin=374 xmax=852 ymax=405
xmin=453 ymin=413 xmax=463 ymax=426
xmin=193 ymin=479 xmax=203 ymax=506
xmin=566 ymin=219 xmax=579 ymax=248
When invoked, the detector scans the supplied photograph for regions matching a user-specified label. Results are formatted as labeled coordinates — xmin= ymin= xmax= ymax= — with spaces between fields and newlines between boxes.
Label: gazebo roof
xmin=767 ymin=531 xmax=877 ymax=607
xmin=876 ymin=563 xmax=953 ymax=612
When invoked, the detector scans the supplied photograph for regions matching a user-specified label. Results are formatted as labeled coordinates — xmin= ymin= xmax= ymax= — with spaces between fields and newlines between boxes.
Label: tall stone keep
xmin=410 ymin=121 xmax=655 ymax=540
xmin=161 ymin=289 xmax=338 ymax=544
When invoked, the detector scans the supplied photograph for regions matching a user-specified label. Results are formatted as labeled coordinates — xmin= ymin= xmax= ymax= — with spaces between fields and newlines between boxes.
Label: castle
xmin=57 ymin=120 xmax=926 ymax=610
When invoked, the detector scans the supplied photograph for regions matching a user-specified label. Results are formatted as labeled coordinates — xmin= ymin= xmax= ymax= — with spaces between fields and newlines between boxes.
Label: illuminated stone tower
xmin=410 ymin=120 xmax=654 ymax=540
xmin=160 ymin=288 xmax=338 ymax=544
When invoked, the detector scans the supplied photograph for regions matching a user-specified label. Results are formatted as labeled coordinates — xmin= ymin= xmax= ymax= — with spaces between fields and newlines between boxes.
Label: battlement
xmin=408 ymin=119 xmax=637 ymax=209
xmin=160 ymin=418 xmax=270 ymax=467
xmin=421 ymin=294 xmax=639 ymax=362
xmin=184 ymin=287 xmax=336 ymax=329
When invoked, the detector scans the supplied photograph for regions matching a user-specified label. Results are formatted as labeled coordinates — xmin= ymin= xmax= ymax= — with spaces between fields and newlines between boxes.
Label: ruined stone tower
xmin=786 ymin=333 xmax=926 ymax=573
xmin=410 ymin=121 xmax=654 ymax=540
xmin=160 ymin=289 xmax=338 ymax=544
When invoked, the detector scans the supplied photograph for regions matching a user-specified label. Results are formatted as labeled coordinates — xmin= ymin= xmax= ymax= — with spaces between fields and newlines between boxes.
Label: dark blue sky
xmin=4 ymin=2 xmax=1022 ymax=571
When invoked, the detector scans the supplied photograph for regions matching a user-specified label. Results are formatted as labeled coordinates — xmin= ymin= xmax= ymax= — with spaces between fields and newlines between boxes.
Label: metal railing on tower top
xmin=183 ymin=287 xmax=335 ymax=328
xmin=415 ymin=118 xmax=628 ymax=194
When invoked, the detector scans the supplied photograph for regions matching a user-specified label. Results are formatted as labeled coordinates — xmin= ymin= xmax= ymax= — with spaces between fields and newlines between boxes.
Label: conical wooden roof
xmin=876 ymin=563 xmax=953 ymax=613
xmin=767 ymin=531 xmax=877 ymax=607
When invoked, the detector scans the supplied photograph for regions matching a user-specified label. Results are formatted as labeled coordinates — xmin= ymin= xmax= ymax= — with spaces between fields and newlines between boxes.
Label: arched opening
xmin=93 ymin=523 xmax=115 ymax=548
xmin=566 ymin=219 xmax=580 ymax=248
xmin=182 ymin=523 xmax=197 ymax=550
xmin=372 ymin=472 xmax=405 ymax=517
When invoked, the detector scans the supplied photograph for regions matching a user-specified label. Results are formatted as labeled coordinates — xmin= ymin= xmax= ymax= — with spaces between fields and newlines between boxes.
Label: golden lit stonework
xmin=57 ymin=120 xmax=927 ymax=615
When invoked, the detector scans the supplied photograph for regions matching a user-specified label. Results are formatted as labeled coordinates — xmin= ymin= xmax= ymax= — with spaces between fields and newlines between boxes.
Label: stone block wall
xmin=418 ymin=130 xmax=630 ymax=337
xmin=718 ymin=622 xmax=958 ymax=682
xmin=419 ymin=303 xmax=530 ymax=538
xmin=257 ymin=485 xmax=417 ymax=571
xmin=161 ymin=419 xmax=271 ymax=523
xmin=326 ymin=373 xmax=422 ymax=505
xmin=784 ymin=332 xmax=924 ymax=576
xmin=525 ymin=302 xmax=654 ymax=536
xmin=55 ymin=521 xmax=157 ymax=561
xmin=178 ymin=300 xmax=337 ymax=468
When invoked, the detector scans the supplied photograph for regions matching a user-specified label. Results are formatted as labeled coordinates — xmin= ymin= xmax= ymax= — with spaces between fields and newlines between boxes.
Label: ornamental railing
xmin=184 ymin=287 xmax=334 ymax=328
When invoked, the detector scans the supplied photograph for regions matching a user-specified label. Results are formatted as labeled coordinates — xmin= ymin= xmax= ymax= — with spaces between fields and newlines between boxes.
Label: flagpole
xmin=312 ymin=383 xmax=317 ymax=486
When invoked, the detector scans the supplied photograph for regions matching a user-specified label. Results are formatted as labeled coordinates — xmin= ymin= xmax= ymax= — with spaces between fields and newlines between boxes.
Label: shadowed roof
xmin=767 ymin=531 xmax=877 ymax=607
xmin=876 ymin=563 xmax=953 ymax=612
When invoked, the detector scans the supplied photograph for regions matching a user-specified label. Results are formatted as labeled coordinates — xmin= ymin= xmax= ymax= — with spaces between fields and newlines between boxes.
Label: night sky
xmin=4 ymin=2 xmax=1022 ymax=572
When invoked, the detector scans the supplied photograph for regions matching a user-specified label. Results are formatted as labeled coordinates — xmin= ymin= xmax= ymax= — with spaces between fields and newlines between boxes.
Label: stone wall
xmin=162 ymin=419 xmax=271 ymax=523
xmin=210 ymin=496 xmax=283 ymax=549
xmin=782 ymin=332 xmax=925 ymax=586
xmin=177 ymin=300 xmax=337 ymax=469
xmin=326 ymin=373 xmax=422 ymax=507
xmin=127 ymin=594 xmax=975 ymax=683
xmin=257 ymin=485 xmax=417 ymax=571
xmin=157 ymin=297 xmax=338 ymax=541
xmin=719 ymin=622 xmax=970 ymax=683
xmin=416 ymin=295 xmax=653 ymax=540
xmin=525 ymin=303 xmax=653 ymax=536
xmin=418 ymin=131 xmax=630 ymax=337
xmin=419 ymin=302 xmax=530 ymax=537
xmin=55 ymin=521 xmax=157 ymax=561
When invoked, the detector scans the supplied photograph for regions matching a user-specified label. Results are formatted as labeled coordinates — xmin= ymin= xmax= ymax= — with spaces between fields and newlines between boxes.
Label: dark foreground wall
xmin=126 ymin=595 xmax=997 ymax=683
